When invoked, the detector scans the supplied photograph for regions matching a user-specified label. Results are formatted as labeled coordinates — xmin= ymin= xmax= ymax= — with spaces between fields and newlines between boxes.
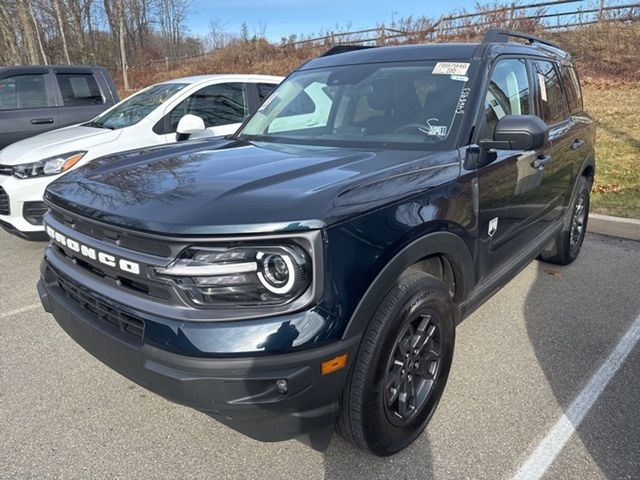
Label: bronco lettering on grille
xmin=45 ymin=224 xmax=141 ymax=275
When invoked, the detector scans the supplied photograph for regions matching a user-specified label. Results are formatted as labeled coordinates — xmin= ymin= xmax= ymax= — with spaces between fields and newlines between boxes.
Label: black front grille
xmin=0 ymin=165 xmax=12 ymax=176
xmin=49 ymin=210 xmax=172 ymax=257
xmin=54 ymin=268 xmax=145 ymax=340
xmin=0 ymin=186 xmax=9 ymax=215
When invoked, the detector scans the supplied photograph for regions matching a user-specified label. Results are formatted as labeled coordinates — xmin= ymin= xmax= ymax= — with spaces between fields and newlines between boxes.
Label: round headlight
xmin=257 ymin=251 xmax=297 ymax=294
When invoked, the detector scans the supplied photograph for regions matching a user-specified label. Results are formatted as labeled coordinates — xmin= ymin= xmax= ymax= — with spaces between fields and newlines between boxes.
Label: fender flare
xmin=562 ymin=153 xmax=596 ymax=229
xmin=342 ymin=231 xmax=474 ymax=340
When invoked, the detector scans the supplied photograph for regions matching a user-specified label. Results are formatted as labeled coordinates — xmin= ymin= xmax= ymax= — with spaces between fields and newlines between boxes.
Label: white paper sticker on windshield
xmin=433 ymin=62 xmax=470 ymax=76
xmin=450 ymin=75 xmax=469 ymax=82
xmin=419 ymin=118 xmax=448 ymax=137
xmin=538 ymin=74 xmax=548 ymax=102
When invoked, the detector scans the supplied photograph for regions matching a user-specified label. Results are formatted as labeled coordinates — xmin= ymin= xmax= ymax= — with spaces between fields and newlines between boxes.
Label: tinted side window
xmin=257 ymin=83 xmax=277 ymax=102
xmin=484 ymin=59 xmax=532 ymax=138
xmin=268 ymin=82 xmax=330 ymax=133
xmin=533 ymin=60 xmax=568 ymax=125
xmin=56 ymin=73 xmax=104 ymax=106
xmin=561 ymin=65 xmax=583 ymax=114
xmin=170 ymin=83 xmax=248 ymax=131
xmin=280 ymin=91 xmax=315 ymax=116
xmin=0 ymin=74 xmax=47 ymax=110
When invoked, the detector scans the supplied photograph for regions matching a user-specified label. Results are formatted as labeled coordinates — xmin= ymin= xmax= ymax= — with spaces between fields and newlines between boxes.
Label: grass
xmin=583 ymin=86 xmax=640 ymax=219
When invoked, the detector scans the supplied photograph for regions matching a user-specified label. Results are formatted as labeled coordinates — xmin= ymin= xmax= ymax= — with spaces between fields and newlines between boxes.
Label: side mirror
xmin=479 ymin=115 xmax=548 ymax=151
xmin=176 ymin=114 xmax=205 ymax=141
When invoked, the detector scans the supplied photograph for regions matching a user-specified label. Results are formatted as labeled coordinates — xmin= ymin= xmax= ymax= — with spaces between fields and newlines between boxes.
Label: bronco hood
xmin=45 ymin=139 xmax=460 ymax=235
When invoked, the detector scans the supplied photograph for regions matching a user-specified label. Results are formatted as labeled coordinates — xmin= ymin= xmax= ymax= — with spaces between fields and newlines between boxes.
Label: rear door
xmin=530 ymin=59 xmax=575 ymax=216
xmin=0 ymin=69 xmax=58 ymax=149
xmin=555 ymin=62 xmax=593 ymax=210
xmin=52 ymin=68 xmax=110 ymax=128
xmin=475 ymin=57 xmax=560 ymax=276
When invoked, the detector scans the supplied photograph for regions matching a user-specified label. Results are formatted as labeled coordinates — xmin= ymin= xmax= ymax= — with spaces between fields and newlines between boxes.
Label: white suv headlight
xmin=12 ymin=151 xmax=86 ymax=179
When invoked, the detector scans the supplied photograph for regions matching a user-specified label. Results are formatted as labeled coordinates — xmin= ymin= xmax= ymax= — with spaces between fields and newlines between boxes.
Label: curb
xmin=587 ymin=213 xmax=640 ymax=242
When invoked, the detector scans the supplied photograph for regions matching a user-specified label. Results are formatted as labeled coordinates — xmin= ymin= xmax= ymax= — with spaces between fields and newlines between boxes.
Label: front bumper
xmin=0 ymin=174 xmax=53 ymax=236
xmin=37 ymin=268 xmax=358 ymax=447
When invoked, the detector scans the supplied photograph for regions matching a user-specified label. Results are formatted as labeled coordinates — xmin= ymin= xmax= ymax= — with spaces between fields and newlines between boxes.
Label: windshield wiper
xmin=86 ymin=121 xmax=115 ymax=130
xmin=237 ymin=134 xmax=273 ymax=142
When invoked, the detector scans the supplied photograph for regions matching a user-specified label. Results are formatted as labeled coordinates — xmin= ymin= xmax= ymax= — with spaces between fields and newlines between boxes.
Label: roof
xmin=158 ymin=73 xmax=284 ymax=85
xmin=302 ymin=34 xmax=570 ymax=70
xmin=0 ymin=65 xmax=108 ymax=72
xmin=302 ymin=43 xmax=480 ymax=70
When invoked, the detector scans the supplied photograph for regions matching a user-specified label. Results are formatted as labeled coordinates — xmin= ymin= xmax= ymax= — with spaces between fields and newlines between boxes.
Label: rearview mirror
xmin=479 ymin=115 xmax=548 ymax=151
xmin=176 ymin=114 xmax=205 ymax=141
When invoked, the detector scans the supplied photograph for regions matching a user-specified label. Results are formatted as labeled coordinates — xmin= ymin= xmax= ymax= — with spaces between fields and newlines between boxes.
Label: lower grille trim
xmin=52 ymin=267 xmax=145 ymax=340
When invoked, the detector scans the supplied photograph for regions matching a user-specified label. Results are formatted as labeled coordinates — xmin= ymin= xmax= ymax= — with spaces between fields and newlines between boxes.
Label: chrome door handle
xmin=531 ymin=154 xmax=553 ymax=170
xmin=31 ymin=118 xmax=54 ymax=125
xmin=570 ymin=139 xmax=585 ymax=150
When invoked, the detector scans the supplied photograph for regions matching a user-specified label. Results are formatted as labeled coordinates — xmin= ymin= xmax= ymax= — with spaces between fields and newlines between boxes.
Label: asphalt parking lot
xmin=1 ymin=230 xmax=639 ymax=480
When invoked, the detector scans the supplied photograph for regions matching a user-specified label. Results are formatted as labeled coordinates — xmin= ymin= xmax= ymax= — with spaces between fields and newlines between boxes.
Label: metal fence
xmin=128 ymin=0 xmax=640 ymax=72
xmin=287 ymin=0 xmax=640 ymax=47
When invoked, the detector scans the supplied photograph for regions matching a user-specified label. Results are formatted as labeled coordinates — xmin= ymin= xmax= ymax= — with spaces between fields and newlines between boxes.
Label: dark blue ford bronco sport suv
xmin=38 ymin=30 xmax=595 ymax=456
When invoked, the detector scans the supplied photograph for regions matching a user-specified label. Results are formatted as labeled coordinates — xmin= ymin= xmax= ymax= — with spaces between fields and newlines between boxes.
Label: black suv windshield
xmin=239 ymin=61 xmax=471 ymax=149
xmin=89 ymin=83 xmax=187 ymax=130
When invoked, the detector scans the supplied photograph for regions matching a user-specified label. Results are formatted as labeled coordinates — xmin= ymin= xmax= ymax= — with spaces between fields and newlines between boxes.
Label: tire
xmin=540 ymin=176 xmax=591 ymax=265
xmin=337 ymin=271 xmax=455 ymax=456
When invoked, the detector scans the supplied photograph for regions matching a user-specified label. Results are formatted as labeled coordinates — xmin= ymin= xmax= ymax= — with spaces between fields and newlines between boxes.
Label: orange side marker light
xmin=321 ymin=353 xmax=348 ymax=375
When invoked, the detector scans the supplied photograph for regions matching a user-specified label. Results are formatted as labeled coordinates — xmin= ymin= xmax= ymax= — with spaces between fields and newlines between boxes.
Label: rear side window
xmin=0 ymin=74 xmax=47 ymax=110
xmin=257 ymin=83 xmax=277 ymax=102
xmin=532 ymin=60 xmax=568 ymax=125
xmin=169 ymin=82 xmax=248 ymax=131
xmin=560 ymin=65 xmax=583 ymax=114
xmin=484 ymin=59 xmax=532 ymax=138
xmin=56 ymin=73 xmax=104 ymax=106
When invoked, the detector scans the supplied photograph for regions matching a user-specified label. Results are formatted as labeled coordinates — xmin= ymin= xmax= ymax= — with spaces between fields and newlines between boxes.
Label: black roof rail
xmin=483 ymin=29 xmax=563 ymax=50
xmin=320 ymin=45 xmax=376 ymax=57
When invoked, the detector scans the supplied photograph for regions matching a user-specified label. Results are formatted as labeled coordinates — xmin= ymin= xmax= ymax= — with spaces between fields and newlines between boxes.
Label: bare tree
xmin=0 ymin=2 xmax=20 ymax=64
xmin=154 ymin=0 xmax=190 ymax=56
xmin=17 ymin=0 xmax=40 ymax=63
xmin=1 ymin=0 xmax=202 ymax=68
xmin=67 ymin=0 xmax=87 ymax=61
xmin=30 ymin=1 xmax=49 ymax=64
xmin=53 ymin=0 xmax=72 ymax=63
xmin=117 ymin=0 xmax=129 ymax=89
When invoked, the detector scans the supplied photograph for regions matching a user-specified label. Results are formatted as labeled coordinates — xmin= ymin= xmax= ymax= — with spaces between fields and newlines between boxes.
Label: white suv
xmin=0 ymin=74 xmax=282 ymax=239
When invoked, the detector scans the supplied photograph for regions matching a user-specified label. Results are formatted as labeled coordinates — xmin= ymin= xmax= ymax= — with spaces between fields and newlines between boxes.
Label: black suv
xmin=37 ymin=30 xmax=595 ymax=456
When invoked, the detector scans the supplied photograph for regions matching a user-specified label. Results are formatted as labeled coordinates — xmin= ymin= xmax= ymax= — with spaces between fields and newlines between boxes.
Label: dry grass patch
xmin=584 ymin=85 xmax=640 ymax=219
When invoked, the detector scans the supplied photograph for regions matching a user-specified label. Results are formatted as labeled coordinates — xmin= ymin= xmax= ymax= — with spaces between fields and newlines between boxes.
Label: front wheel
xmin=540 ymin=176 xmax=591 ymax=265
xmin=337 ymin=271 xmax=455 ymax=456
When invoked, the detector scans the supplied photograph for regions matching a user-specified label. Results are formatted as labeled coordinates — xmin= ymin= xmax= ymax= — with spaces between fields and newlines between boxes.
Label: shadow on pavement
xmin=322 ymin=433 xmax=433 ymax=480
xmin=524 ymin=234 xmax=640 ymax=478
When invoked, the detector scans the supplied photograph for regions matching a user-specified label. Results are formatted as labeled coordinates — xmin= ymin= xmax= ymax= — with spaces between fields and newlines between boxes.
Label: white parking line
xmin=1 ymin=303 xmax=41 ymax=318
xmin=512 ymin=312 xmax=640 ymax=480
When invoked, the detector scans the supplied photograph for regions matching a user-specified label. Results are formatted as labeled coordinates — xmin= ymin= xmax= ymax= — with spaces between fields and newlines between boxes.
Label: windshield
xmin=89 ymin=83 xmax=187 ymax=129
xmin=238 ymin=61 xmax=472 ymax=149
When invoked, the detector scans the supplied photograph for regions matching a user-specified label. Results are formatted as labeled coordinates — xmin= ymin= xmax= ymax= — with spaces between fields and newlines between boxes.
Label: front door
xmin=166 ymin=82 xmax=250 ymax=141
xmin=475 ymin=57 xmax=559 ymax=278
